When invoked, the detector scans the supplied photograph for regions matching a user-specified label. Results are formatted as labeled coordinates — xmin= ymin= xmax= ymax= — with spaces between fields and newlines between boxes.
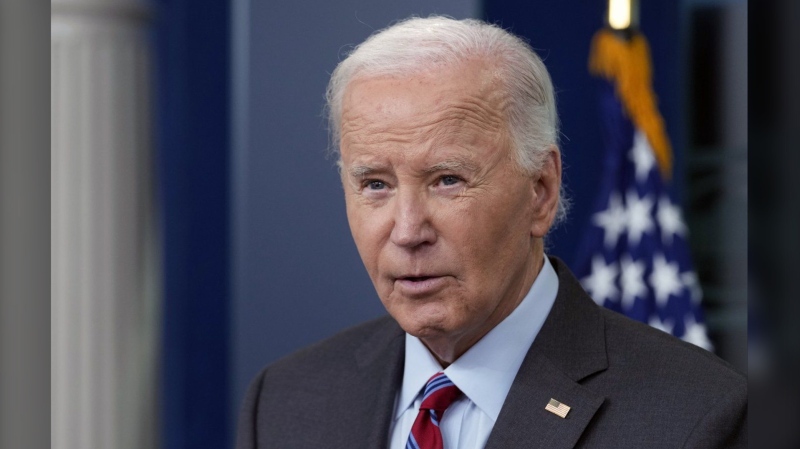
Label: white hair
xmin=325 ymin=15 xmax=568 ymax=225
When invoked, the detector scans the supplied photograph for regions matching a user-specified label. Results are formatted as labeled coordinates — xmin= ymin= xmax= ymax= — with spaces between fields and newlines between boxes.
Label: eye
xmin=439 ymin=175 xmax=462 ymax=186
xmin=365 ymin=180 xmax=386 ymax=190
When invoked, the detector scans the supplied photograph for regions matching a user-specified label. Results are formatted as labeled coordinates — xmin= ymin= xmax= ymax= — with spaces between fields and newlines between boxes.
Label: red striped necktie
xmin=406 ymin=372 xmax=463 ymax=449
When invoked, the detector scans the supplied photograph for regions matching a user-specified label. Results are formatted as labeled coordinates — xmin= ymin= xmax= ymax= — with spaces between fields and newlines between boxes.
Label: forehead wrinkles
xmin=433 ymin=95 xmax=509 ymax=140
xmin=340 ymin=88 xmax=511 ymax=149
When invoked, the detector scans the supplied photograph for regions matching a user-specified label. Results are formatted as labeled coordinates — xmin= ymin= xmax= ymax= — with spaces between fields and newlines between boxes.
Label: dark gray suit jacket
xmin=236 ymin=257 xmax=746 ymax=448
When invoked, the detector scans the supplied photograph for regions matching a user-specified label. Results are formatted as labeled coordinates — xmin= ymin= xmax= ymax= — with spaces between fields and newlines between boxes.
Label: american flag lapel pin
xmin=545 ymin=398 xmax=571 ymax=418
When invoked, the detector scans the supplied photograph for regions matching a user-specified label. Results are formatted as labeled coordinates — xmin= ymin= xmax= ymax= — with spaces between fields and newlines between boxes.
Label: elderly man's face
xmin=339 ymin=61 xmax=557 ymax=363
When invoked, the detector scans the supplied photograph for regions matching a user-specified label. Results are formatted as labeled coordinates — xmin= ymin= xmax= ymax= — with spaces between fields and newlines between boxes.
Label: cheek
xmin=451 ymin=196 xmax=532 ymax=275
xmin=346 ymin=203 xmax=389 ymax=271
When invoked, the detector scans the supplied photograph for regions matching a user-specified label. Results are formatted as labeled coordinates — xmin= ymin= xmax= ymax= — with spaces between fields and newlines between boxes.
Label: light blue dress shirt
xmin=388 ymin=256 xmax=560 ymax=449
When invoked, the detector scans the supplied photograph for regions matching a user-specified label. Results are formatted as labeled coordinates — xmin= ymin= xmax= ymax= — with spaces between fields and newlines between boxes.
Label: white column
xmin=51 ymin=1 xmax=161 ymax=449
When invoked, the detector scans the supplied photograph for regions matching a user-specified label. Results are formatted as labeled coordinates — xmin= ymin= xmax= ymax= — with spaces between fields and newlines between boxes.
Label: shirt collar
xmin=395 ymin=255 xmax=559 ymax=421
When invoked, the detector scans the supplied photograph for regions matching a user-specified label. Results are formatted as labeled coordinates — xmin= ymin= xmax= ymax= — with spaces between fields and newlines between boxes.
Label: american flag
xmin=572 ymin=29 xmax=713 ymax=351
xmin=545 ymin=399 xmax=571 ymax=419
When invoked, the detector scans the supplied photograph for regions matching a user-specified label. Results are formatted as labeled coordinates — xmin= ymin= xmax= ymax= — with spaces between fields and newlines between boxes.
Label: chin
xmin=397 ymin=313 xmax=458 ymax=341
xmin=389 ymin=298 xmax=448 ymax=328
xmin=405 ymin=323 xmax=447 ymax=339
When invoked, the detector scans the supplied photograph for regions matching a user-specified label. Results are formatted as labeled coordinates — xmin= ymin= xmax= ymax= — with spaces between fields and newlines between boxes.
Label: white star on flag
xmin=581 ymin=256 xmax=619 ymax=306
xmin=625 ymin=189 xmax=654 ymax=246
xmin=649 ymin=253 xmax=683 ymax=307
xmin=648 ymin=315 xmax=674 ymax=334
xmin=592 ymin=191 xmax=627 ymax=249
xmin=681 ymin=272 xmax=703 ymax=306
xmin=657 ymin=196 xmax=687 ymax=245
xmin=619 ymin=255 xmax=647 ymax=310
xmin=629 ymin=130 xmax=656 ymax=182
xmin=681 ymin=313 xmax=714 ymax=351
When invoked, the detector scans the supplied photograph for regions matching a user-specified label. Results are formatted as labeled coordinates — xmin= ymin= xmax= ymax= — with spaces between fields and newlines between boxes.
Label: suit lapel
xmin=486 ymin=257 xmax=609 ymax=449
xmin=485 ymin=353 xmax=605 ymax=449
xmin=348 ymin=318 xmax=405 ymax=448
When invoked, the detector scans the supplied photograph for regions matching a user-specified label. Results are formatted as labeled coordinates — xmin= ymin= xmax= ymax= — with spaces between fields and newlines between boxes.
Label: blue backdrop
xmin=154 ymin=0 xmax=231 ymax=448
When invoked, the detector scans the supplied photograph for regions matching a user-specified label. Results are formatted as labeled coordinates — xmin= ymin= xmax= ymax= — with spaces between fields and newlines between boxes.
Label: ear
xmin=530 ymin=145 xmax=562 ymax=238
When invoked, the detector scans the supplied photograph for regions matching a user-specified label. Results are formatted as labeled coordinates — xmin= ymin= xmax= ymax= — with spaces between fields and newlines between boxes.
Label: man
xmin=237 ymin=16 xmax=746 ymax=449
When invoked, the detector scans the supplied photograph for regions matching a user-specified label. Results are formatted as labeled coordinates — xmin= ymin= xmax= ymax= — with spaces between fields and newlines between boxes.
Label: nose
xmin=389 ymin=189 xmax=436 ymax=249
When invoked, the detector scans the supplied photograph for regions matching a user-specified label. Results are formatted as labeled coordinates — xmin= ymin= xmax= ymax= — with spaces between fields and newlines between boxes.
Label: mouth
xmin=399 ymin=275 xmax=436 ymax=282
xmin=393 ymin=274 xmax=449 ymax=296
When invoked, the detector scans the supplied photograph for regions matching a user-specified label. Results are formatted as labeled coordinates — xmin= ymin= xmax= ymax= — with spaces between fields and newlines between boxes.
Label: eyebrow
xmin=345 ymin=157 xmax=479 ymax=178
xmin=347 ymin=164 xmax=386 ymax=179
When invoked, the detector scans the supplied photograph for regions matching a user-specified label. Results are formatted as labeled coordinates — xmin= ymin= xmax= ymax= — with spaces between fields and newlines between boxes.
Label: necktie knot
xmin=406 ymin=372 xmax=462 ymax=449
xmin=419 ymin=372 xmax=462 ymax=413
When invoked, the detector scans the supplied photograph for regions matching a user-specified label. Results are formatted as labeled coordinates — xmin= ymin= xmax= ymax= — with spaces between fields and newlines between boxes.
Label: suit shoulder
xmin=574 ymin=308 xmax=748 ymax=447
xmin=599 ymin=307 xmax=746 ymax=388
xmin=237 ymin=315 xmax=404 ymax=448
xmin=259 ymin=314 xmax=401 ymax=377
xmin=239 ymin=315 xmax=401 ymax=420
